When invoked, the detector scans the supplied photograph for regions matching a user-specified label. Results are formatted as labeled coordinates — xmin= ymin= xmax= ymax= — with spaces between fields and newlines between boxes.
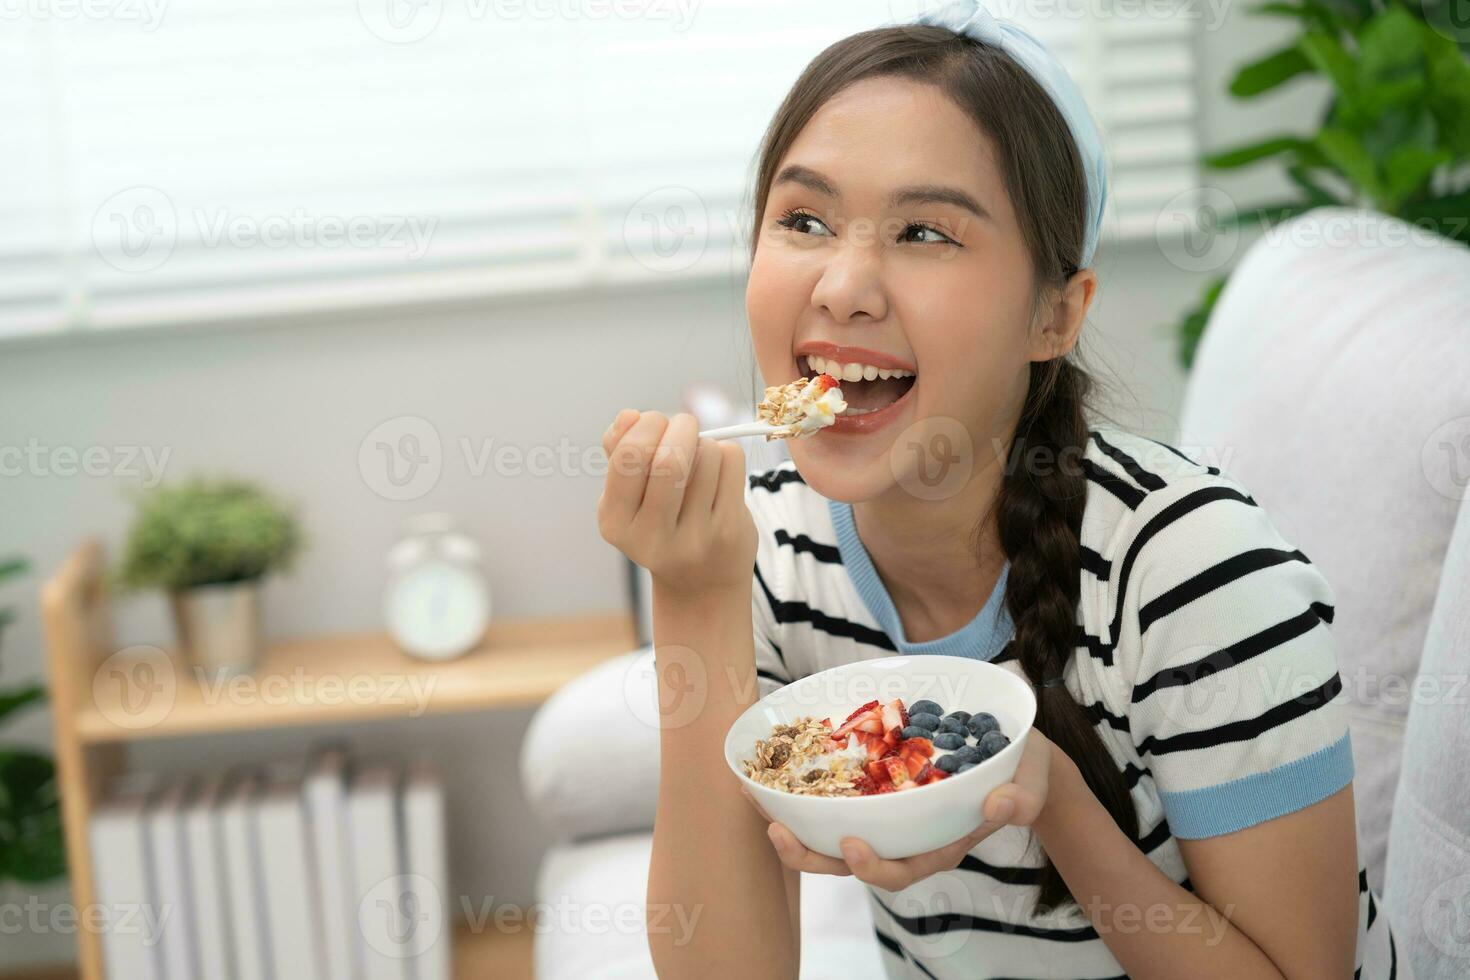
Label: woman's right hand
xmin=598 ymin=409 xmax=757 ymax=597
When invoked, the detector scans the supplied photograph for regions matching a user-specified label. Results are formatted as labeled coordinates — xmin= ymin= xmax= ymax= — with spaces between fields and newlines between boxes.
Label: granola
xmin=741 ymin=716 xmax=862 ymax=797
xmin=756 ymin=374 xmax=847 ymax=440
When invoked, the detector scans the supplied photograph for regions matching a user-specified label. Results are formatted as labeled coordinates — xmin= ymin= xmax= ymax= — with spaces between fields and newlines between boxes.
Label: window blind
xmin=0 ymin=0 xmax=1199 ymax=340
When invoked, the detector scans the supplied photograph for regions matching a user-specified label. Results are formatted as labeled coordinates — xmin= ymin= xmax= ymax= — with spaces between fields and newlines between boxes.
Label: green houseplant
xmin=0 ymin=556 xmax=66 ymax=886
xmin=1174 ymin=0 xmax=1470 ymax=368
xmin=116 ymin=477 xmax=303 ymax=676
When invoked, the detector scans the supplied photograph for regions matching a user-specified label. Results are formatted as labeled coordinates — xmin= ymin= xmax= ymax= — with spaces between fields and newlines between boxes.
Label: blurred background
xmin=3 ymin=0 xmax=1469 ymax=977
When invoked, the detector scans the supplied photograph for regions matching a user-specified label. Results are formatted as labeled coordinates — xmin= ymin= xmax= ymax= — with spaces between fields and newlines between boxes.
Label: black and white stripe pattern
xmin=745 ymin=425 xmax=1399 ymax=978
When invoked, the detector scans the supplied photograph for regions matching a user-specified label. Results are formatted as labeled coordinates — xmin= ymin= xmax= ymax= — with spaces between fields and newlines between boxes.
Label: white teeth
xmin=800 ymin=353 xmax=916 ymax=381
xmin=846 ymin=407 xmax=878 ymax=416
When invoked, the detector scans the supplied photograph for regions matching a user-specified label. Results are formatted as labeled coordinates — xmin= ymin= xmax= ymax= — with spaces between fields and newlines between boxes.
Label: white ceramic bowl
xmin=725 ymin=655 xmax=1036 ymax=860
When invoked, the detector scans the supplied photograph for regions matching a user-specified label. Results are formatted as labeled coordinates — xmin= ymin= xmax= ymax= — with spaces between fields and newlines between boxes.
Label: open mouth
xmin=798 ymin=353 xmax=917 ymax=418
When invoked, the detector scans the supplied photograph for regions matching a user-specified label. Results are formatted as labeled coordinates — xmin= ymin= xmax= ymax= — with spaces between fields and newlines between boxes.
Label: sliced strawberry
xmin=833 ymin=709 xmax=882 ymax=739
xmin=853 ymin=773 xmax=880 ymax=796
xmin=813 ymin=373 xmax=840 ymax=393
xmin=819 ymin=717 xmax=833 ymax=729
xmin=881 ymin=699 xmax=905 ymax=734
xmin=881 ymin=727 xmax=900 ymax=750
xmin=841 ymin=700 xmax=880 ymax=725
xmin=897 ymin=736 xmax=934 ymax=758
xmin=865 ymin=736 xmax=888 ymax=761
xmin=864 ymin=759 xmax=888 ymax=783
xmin=880 ymin=756 xmax=912 ymax=787
xmin=918 ymin=767 xmax=948 ymax=785
xmin=855 ymin=717 xmax=885 ymax=735
xmin=897 ymin=699 xmax=910 ymax=729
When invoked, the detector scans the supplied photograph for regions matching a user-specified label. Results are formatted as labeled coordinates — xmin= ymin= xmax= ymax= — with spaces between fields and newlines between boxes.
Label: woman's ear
xmin=1028 ymin=268 xmax=1097 ymax=362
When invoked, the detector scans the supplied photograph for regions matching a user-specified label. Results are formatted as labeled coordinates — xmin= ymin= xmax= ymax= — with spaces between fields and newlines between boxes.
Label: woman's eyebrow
xmin=772 ymin=164 xmax=991 ymax=222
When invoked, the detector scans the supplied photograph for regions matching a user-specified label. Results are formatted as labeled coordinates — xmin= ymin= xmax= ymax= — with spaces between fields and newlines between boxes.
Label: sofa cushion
xmin=520 ymin=649 xmax=661 ymax=841
xmin=532 ymin=831 xmax=885 ymax=979
xmin=1178 ymin=207 xmax=1470 ymax=892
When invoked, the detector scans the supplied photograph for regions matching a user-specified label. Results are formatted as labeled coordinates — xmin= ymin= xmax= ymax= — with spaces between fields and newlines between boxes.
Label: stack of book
xmin=89 ymin=746 xmax=451 ymax=980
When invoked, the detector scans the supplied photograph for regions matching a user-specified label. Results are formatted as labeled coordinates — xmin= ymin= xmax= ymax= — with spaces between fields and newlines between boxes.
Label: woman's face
xmin=747 ymin=75 xmax=1049 ymax=504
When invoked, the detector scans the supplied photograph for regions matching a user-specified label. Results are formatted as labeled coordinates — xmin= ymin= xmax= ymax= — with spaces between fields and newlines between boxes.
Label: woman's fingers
xmin=601 ymin=408 xmax=640 ymax=457
xmin=600 ymin=411 xmax=669 ymax=531
xmin=639 ymin=413 xmax=699 ymax=532
xmin=766 ymin=823 xmax=852 ymax=877
xmin=679 ymin=437 xmax=722 ymax=527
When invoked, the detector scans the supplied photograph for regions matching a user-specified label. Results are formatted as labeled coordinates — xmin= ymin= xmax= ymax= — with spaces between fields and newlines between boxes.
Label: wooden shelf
xmin=76 ymin=611 xmax=637 ymax=744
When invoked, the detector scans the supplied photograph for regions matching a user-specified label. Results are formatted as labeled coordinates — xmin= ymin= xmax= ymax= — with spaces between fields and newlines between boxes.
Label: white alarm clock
xmin=384 ymin=513 xmax=491 ymax=660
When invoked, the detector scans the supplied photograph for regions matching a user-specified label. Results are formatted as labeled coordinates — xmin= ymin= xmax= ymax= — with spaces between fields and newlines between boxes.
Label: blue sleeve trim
xmin=1158 ymin=731 xmax=1355 ymax=839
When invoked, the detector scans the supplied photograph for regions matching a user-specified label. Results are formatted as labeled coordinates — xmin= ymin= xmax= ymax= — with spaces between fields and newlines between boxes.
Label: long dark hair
xmin=746 ymin=26 xmax=1137 ymax=914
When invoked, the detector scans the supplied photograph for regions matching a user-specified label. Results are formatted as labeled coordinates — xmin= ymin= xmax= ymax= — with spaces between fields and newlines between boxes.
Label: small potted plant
xmin=116 ymin=476 xmax=303 ymax=677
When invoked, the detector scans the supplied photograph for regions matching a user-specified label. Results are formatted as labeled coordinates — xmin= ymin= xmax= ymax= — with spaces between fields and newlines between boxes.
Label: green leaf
xmin=1230 ymin=46 xmax=1314 ymax=97
xmin=0 ymin=685 xmax=46 ymax=726
xmin=1299 ymin=31 xmax=1360 ymax=99
xmin=1358 ymin=6 xmax=1427 ymax=83
xmin=0 ymin=558 xmax=27 ymax=584
xmin=1315 ymin=127 xmax=1384 ymax=198
xmin=1286 ymin=164 xmax=1346 ymax=204
xmin=1422 ymin=24 xmax=1470 ymax=155
xmin=1399 ymin=190 xmax=1470 ymax=243
xmin=1359 ymin=75 xmax=1428 ymax=117
xmin=0 ymin=751 xmax=66 ymax=883
xmin=1204 ymin=135 xmax=1309 ymax=169
xmin=1383 ymin=145 xmax=1452 ymax=208
xmin=1177 ymin=274 xmax=1231 ymax=372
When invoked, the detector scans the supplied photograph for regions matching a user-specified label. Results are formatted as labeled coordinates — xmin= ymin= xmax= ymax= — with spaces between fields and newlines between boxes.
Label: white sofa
xmin=523 ymin=208 xmax=1470 ymax=978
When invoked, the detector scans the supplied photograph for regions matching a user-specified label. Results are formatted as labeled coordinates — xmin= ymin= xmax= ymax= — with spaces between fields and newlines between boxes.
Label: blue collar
xmin=826 ymin=498 xmax=1014 ymax=660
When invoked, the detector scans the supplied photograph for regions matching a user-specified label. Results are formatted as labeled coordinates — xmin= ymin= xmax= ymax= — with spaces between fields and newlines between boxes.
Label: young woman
xmin=597 ymin=3 xmax=1402 ymax=977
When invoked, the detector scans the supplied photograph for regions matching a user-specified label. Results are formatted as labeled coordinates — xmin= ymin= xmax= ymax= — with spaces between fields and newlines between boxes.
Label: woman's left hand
xmin=741 ymin=729 xmax=1055 ymax=892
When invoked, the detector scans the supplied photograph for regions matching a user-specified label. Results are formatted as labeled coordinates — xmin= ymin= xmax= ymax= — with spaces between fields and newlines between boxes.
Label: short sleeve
xmin=1122 ymin=482 xmax=1354 ymax=840
xmin=747 ymin=474 xmax=794 ymax=699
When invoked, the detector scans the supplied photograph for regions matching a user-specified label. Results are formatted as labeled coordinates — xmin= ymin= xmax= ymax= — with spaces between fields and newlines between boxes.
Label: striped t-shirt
xmin=746 ymin=425 xmax=1402 ymax=980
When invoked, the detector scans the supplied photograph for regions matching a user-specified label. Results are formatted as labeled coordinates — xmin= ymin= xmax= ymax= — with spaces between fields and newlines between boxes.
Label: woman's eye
xmin=901 ymin=222 xmax=957 ymax=246
xmin=775 ymin=208 xmax=833 ymax=237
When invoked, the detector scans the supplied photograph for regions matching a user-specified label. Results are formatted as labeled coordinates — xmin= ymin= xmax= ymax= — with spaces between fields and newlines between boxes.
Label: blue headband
xmin=895 ymin=0 xmax=1108 ymax=269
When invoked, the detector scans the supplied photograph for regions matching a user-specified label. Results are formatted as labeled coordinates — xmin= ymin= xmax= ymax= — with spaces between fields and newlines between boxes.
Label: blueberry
xmin=953 ymin=745 xmax=983 ymax=765
xmin=933 ymin=732 xmax=966 ymax=750
xmin=909 ymin=699 xmax=943 ymax=717
xmin=956 ymin=762 xmax=977 ymax=773
xmin=966 ymin=712 xmax=1000 ymax=738
xmin=943 ymin=710 xmax=972 ymax=726
xmin=935 ymin=754 xmax=962 ymax=773
xmin=978 ymin=730 xmax=1010 ymax=758
xmin=900 ymin=725 xmax=931 ymax=741
xmin=908 ymin=712 xmax=941 ymax=732
xmin=938 ymin=716 xmax=967 ymax=735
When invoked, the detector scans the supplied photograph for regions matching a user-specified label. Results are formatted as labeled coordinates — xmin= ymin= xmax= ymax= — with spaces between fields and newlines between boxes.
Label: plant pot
xmin=169 ymin=580 xmax=264 ymax=678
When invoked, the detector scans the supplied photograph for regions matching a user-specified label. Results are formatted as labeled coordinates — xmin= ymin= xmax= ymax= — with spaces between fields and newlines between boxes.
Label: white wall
xmin=0 ymin=10 xmax=1328 ymax=968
